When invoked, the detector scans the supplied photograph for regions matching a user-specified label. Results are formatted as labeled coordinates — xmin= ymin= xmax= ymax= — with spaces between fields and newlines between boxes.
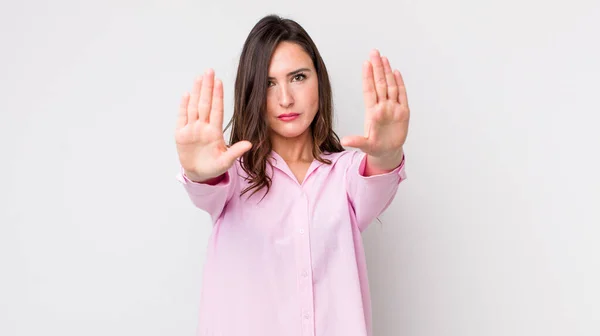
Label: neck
xmin=270 ymin=129 xmax=314 ymax=163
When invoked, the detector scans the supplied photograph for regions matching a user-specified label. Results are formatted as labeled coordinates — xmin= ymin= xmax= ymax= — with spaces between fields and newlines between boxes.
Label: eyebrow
xmin=268 ymin=68 xmax=311 ymax=80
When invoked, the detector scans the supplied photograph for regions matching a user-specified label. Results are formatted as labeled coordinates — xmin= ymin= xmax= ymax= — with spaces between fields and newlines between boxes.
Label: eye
xmin=293 ymin=73 xmax=306 ymax=82
xmin=267 ymin=80 xmax=275 ymax=88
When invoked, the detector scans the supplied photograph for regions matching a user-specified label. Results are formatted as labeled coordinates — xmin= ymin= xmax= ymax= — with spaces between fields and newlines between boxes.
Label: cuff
xmin=176 ymin=166 xmax=231 ymax=196
xmin=357 ymin=152 xmax=407 ymax=180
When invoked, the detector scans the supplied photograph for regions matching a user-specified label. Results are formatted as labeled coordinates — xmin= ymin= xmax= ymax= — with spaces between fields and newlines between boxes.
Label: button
xmin=299 ymin=228 xmax=304 ymax=234
xmin=303 ymin=312 xmax=310 ymax=319
xmin=301 ymin=270 xmax=308 ymax=277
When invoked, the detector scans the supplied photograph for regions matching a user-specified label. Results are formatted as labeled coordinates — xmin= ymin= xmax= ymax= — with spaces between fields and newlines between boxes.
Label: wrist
xmin=367 ymin=148 xmax=404 ymax=172
xmin=184 ymin=170 xmax=223 ymax=184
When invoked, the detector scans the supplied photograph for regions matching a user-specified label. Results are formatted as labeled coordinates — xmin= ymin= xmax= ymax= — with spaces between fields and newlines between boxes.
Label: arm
xmin=341 ymin=49 xmax=411 ymax=231
xmin=345 ymin=150 xmax=407 ymax=232
xmin=176 ymin=163 xmax=238 ymax=224
xmin=174 ymin=70 xmax=251 ymax=223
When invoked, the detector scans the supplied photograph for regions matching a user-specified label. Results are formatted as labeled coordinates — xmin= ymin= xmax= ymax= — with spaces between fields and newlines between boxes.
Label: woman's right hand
xmin=175 ymin=69 xmax=252 ymax=183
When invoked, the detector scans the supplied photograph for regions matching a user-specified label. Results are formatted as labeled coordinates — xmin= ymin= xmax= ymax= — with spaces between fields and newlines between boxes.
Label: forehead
xmin=268 ymin=41 xmax=313 ymax=75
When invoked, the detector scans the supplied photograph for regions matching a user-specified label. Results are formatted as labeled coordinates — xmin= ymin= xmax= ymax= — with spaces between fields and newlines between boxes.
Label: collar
xmin=268 ymin=150 xmax=346 ymax=185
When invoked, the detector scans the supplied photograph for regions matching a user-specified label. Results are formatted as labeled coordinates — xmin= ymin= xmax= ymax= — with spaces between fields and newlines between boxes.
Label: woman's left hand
xmin=341 ymin=49 xmax=410 ymax=160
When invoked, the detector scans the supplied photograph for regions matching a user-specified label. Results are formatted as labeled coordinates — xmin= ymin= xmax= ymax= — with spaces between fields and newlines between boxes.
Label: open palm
xmin=175 ymin=69 xmax=251 ymax=182
xmin=341 ymin=49 xmax=410 ymax=158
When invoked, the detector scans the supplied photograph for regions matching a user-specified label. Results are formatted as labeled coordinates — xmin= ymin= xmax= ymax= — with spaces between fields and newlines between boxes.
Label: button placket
xmin=296 ymin=189 xmax=315 ymax=336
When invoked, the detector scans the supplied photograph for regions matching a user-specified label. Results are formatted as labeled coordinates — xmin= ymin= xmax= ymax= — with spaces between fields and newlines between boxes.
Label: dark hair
xmin=224 ymin=14 xmax=344 ymax=199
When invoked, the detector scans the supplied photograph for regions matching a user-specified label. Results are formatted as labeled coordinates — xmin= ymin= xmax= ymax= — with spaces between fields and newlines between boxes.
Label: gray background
xmin=1 ymin=0 xmax=599 ymax=335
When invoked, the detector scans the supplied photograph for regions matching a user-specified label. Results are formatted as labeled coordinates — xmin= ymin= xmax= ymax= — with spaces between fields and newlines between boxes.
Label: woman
xmin=175 ymin=14 xmax=409 ymax=336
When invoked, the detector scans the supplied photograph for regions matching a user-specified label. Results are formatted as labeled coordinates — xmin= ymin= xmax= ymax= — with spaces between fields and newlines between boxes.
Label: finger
xmin=187 ymin=76 xmax=202 ymax=123
xmin=394 ymin=70 xmax=408 ymax=106
xmin=370 ymin=49 xmax=387 ymax=101
xmin=362 ymin=61 xmax=377 ymax=109
xmin=198 ymin=69 xmax=214 ymax=123
xmin=210 ymin=78 xmax=224 ymax=130
xmin=222 ymin=140 xmax=252 ymax=165
xmin=382 ymin=57 xmax=398 ymax=101
xmin=341 ymin=135 xmax=370 ymax=152
xmin=177 ymin=92 xmax=190 ymax=130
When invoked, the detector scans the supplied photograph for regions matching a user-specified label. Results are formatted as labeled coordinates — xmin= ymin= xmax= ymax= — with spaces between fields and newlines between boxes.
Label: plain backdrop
xmin=1 ymin=0 xmax=599 ymax=335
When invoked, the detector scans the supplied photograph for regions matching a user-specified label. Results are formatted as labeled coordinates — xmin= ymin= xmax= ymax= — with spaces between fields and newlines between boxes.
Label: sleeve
xmin=176 ymin=163 xmax=238 ymax=224
xmin=345 ymin=150 xmax=407 ymax=232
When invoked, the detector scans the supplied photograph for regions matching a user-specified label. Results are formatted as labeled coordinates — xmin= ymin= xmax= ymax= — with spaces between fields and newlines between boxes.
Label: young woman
xmin=175 ymin=14 xmax=410 ymax=336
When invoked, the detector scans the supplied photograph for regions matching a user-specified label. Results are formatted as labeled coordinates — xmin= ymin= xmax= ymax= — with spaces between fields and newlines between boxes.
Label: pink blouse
xmin=177 ymin=149 xmax=407 ymax=336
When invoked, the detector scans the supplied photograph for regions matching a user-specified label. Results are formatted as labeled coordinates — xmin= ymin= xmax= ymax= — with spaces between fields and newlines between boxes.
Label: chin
xmin=271 ymin=124 xmax=311 ymax=139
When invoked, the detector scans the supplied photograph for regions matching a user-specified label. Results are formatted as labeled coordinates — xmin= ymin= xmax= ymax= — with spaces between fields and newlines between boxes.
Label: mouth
xmin=277 ymin=113 xmax=300 ymax=121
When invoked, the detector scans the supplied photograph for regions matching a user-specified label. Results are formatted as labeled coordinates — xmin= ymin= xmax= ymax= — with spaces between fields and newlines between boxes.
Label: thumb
xmin=341 ymin=136 xmax=369 ymax=151
xmin=223 ymin=140 xmax=252 ymax=164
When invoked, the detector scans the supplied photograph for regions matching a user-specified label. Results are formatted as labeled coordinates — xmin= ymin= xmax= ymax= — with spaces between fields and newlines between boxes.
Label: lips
xmin=278 ymin=113 xmax=300 ymax=118
xmin=277 ymin=113 xmax=300 ymax=122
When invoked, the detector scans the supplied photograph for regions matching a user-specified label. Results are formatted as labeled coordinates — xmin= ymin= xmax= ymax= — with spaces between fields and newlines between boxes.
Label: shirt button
xmin=301 ymin=270 xmax=308 ymax=277
xmin=303 ymin=312 xmax=310 ymax=319
xmin=299 ymin=228 xmax=304 ymax=234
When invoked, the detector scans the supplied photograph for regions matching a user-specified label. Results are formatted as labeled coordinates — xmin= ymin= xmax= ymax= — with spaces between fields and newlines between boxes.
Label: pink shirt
xmin=177 ymin=149 xmax=407 ymax=336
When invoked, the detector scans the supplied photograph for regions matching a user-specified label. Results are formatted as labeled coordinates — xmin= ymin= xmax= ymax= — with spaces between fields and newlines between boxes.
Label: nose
xmin=278 ymin=84 xmax=294 ymax=108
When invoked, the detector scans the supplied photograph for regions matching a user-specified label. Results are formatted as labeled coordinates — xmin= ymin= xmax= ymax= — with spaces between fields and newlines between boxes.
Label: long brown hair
xmin=224 ymin=14 xmax=344 ymax=199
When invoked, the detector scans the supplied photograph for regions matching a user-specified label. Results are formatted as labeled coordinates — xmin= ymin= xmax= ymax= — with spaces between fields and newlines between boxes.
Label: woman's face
xmin=266 ymin=41 xmax=319 ymax=140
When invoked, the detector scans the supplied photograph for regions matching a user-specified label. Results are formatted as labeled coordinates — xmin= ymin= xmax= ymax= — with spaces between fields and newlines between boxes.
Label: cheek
xmin=301 ymin=83 xmax=319 ymax=110
xmin=266 ymin=93 xmax=277 ymax=114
